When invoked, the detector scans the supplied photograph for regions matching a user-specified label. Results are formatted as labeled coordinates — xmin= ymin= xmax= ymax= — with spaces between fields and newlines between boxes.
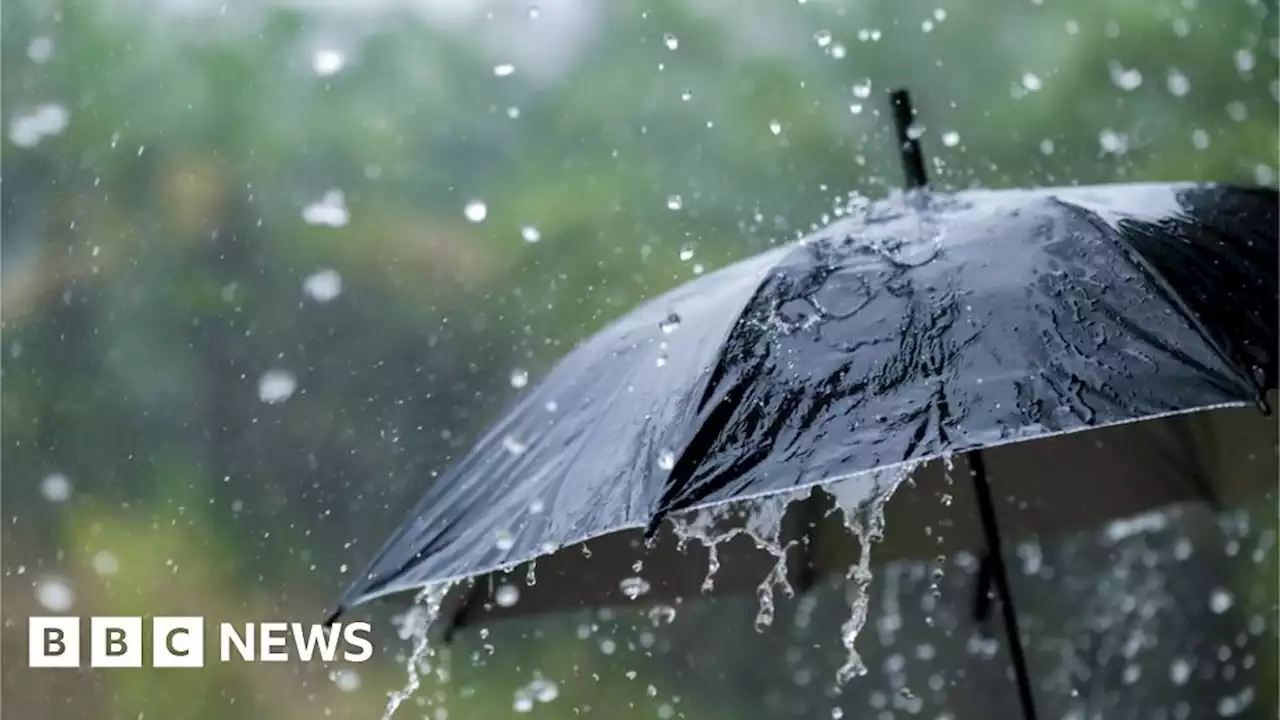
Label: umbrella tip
xmin=322 ymin=605 xmax=345 ymax=627
xmin=887 ymin=87 xmax=928 ymax=192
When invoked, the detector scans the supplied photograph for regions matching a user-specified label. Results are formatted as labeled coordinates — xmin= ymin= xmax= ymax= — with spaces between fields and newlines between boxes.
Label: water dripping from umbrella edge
xmin=383 ymin=581 xmax=456 ymax=720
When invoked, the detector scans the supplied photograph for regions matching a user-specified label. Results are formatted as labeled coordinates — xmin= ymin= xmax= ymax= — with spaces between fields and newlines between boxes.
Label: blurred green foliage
xmin=2 ymin=0 xmax=1276 ymax=718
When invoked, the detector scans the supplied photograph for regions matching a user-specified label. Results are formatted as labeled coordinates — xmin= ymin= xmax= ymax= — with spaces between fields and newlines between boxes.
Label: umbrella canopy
xmin=336 ymin=179 xmax=1277 ymax=618
xmin=333 ymin=91 xmax=1278 ymax=720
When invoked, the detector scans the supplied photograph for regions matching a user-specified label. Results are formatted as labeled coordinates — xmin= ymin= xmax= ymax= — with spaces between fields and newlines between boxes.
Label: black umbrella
xmin=334 ymin=90 xmax=1278 ymax=720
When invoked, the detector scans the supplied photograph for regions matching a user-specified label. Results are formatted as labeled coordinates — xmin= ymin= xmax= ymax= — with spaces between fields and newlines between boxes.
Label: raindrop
xmin=1108 ymin=61 xmax=1143 ymax=91
xmin=648 ymin=605 xmax=677 ymax=624
xmin=502 ymin=434 xmax=528 ymax=455
xmin=520 ymin=225 xmax=541 ymax=243
xmin=493 ymin=63 xmax=516 ymax=77
xmin=92 ymin=551 xmax=119 ymax=576
xmin=1209 ymin=588 xmax=1234 ymax=614
xmin=680 ymin=89 xmax=693 ymax=102
xmin=464 ymin=199 xmax=488 ymax=223
xmin=663 ymin=33 xmax=679 ymax=50
xmin=678 ymin=245 xmax=695 ymax=261
xmin=1166 ymin=69 xmax=1191 ymax=96
xmin=1098 ymin=129 xmax=1129 ymax=155
xmin=666 ymin=194 xmax=683 ymax=211
xmin=27 ymin=37 xmax=53 ymax=63
xmin=941 ymin=131 xmax=960 ymax=147
xmin=8 ymin=103 xmax=69 ymax=148
xmin=331 ymin=668 xmax=362 ymax=692
xmin=620 ymin=576 xmax=652 ymax=599
xmin=494 ymin=530 xmax=515 ymax=551
xmin=659 ymin=313 xmax=681 ymax=333
xmin=36 ymin=577 xmax=74 ymax=612
xmin=41 ymin=473 xmax=72 ymax=503
xmin=258 ymin=370 xmax=297 ymax=404
xmin=852 ymin=79 xmax=873 ymax=98
xmin=814 ymin=30 xmax=833 ymax=48
xmin=495 ymin=584 xmax=521 ymax=607
xmin=302 ymin=190 xmax=350 ymax=227
xmin=1021 ymin=72 xmax=1043 ymax=91
xmin=1235 ymin=49 xmax=1256 ymax=73
xmin=769 ymin=120 xmax=783 ymax=135
xmin=510 ymin=368 xmax=529 ymax=388
xmin=312 ymin=49 xmax=346 ymax=76
xmin=303 ymin=269 xmax=343 ymax=302
xmin=657 ymin=449 xmax=676 ymax=471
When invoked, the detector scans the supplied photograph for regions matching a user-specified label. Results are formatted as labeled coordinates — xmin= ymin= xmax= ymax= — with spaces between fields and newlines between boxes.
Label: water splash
xmin=383 ymin=581 xmax=455 ymax=719
xmin=826 ymin=462 xmax=917 ymax=686
xmin=670 ymin=489 xmax=803 ymax=630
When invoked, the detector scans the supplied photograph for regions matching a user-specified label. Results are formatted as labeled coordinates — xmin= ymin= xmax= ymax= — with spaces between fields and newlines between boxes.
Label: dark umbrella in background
xmin=332 ymin=90 xmax=1279 ymax=720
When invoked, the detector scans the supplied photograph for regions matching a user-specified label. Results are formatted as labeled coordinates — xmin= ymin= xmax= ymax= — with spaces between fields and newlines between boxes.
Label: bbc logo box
xmin=29 ymin=616 xmax=204 ymax=668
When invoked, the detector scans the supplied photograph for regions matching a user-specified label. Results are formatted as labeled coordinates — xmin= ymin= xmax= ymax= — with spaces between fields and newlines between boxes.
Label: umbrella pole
xmin=969 ymin=450 xmax=1039 ymax=720
xmin=886 ymin=88 xmax=1037 ymax=719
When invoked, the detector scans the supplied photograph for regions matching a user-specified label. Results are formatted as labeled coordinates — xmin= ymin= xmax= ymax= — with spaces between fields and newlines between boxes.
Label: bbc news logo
xmin=29 ymin=617 xmax=373 ymax=668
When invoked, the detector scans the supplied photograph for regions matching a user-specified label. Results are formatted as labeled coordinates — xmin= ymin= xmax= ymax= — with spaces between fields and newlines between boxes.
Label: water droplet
xmin=36 ymin=577 xmax=74 ymax=612
xmin=768 ymin=119 xmax=782 ymax=135
xmin=941 ymin=131 xmax=960 ymax=147
xmin=303 ymin=269 xmax=343 ymax=302
xmin=657 ymin=449 xmax=676 ymax=471
xmin=659 ymin=313 xmax=681 ymax=333
xmin=41 ymin=473 xmax=72 ymax=503
xmin=331 ymin=668 xmax=362 ymax=692
xmin=27 ymin=37 xmax=53 ymax=63
xmin=520 ymin=225 xmax=541 ymax=243
xmin=1021 ymin=72 xmax=1043 ymax=91
xmin=312 ymin=49 xmax=346 ymax=76
xmin=1098 ymin=128 xmax=1129 ymax=155
xmin=663 ymin=33 xmax=679 ymax=50
xmin=666 ymin=194 xmax=683 ymax=211
xmin=258 ymin=369 xmax=297 ymax=404
xmin=494 ymin=529 xmax=515 ymax=551
xmin=464 ymin=199 xmax=488 ymax=223
xmin=814 ymin=30 xmax=832 ymax=47
xmin=510 ymin=368 xmax=529 ymax=388
xmin=1210 ymin=588 xmax=1234 ymax=614
xmin=648 ymin=605 xmax=677 ymax=624
xmin=92 ymin=551 xmax=119 ymax=576
xmin=680 ymin=89 xmax=693 ymax=102
xmin=502 ymin=434 xmax=529 ymax=455
xmin=496 ymin=584 xmax=521 ymax=607
xmin=8 ymin=103 xmax=69 ymax=149
xmin=678 ymin=245 xmax=695 ymax=261
xmin=1166 ymin=69 xmax=1191 ymax=97
xmin=301 ymin=189 xmax=349 ymax=227
xmin=493 ymin=63 xmax=516 ymax=77
xmin=620 ymin=576 xmax=652 ymax=599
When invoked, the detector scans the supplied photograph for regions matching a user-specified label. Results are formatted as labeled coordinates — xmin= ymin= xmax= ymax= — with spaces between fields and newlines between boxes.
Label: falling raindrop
xmin=312 ymin=49 xmax=346 ymax=76
xmin=36 ymin=577 xmax=74 ymax=612
xmin=768 ymin=120 xmax=782 ymax=135
xmin=496 ymin=584 xmax=520 ymax=607
xmin=663 ymin=33 xmax=679 ymax=50
xmin=493 ymin=63 xmax=516 ymax=77
xmin=620 ymin=576 xmax=651 ymax=599
xmin=659 ymin=313 xmax=681 ymax=333
xmin=678 ymin=245 xmax=695 ymax=261
xmin=1021 ymin=72 xmax=1043 ymax=91
xmin=92 ymin=551 xmax=119 ymax=576
xmin=464 ymin=199 xmax=488 ymax=223
xmin=510 ymin=368 xmax=529 ymax=388
xmin=941 ymin=131 xmax=960 ymax=147
xmin=258 ymin=370 xmax=297 ymax=404
xmin=520 ymin=225 xmax=541 ymax=243
xmin=1209 ymin=588 xmax=1234 ymax=614
xmin=666 ymin=194 xmax=683 ymax=211
xmin=41 ymin=473 xmax=72 ymax=503
xmin=8 ymin=103 xmax=69 ymax=148
xmin=302 ymin=189 xmax=349 ymax=227
xmin=303 ymin=269 xmax=343 ymax=302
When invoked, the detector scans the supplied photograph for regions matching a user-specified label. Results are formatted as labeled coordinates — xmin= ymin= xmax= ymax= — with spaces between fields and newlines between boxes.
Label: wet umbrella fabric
xmin=336 ymin=179 xmax=1277 ymax=620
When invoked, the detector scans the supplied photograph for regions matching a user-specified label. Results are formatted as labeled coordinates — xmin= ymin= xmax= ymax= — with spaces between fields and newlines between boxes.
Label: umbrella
xmin=333 ymin=90 xmax=1278 ymax=720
